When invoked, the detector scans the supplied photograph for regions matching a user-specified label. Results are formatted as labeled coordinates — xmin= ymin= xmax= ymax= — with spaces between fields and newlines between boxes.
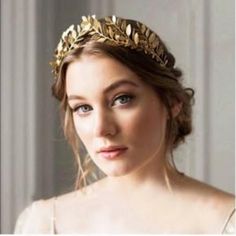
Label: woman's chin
xmin=100 ymin=166 xmax=133 ymax=177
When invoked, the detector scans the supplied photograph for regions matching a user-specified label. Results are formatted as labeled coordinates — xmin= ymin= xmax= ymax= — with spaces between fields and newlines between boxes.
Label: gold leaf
xmin=121 ymin=20 xmax=127 ymax=31
xmin=83 ymin=22 xmax=91 ymax=31
xmin=71 ymin=30 xmax=77 ymax=38
xmin=140 ymin=24 xmax=146 ymax=34
xmin=116 ymin=17 xmax=121 ymax=25
xmin=62 ymin=31 xmax=67 ymax=39
xmin=148 ymin=32 xmax=156 ymax=43
xmin=76 ymin=37 xmax=84 ymax=42
xmin=94 ymin=19 xmax=102 ymax=32
xmin=102 ymin=26 xmax=108 ymax=36
xmin=97 ymin=38 xmax=106 ymax=43
xmin=93 ymin=20 xmax=98 ymax=29
xmin=82 ymin=16 xmax=87 ymax=22
xmin=51 ymin=15 xmax=170 ymax=79
xmin=145 ymin=28 xmax=150 ymax=37
xmin=157 ymin=46 xmax=164 ymax=55
xmin=112 ymin=15 xmax=116 ymax=23
xmin=108 ymin=26 xmax=114 ymax=38
xmin=115 ymin=35 xmax=120 ymax=40
xmin=89 ymin=32 xmax=96 ymax=36
xmin=151 ymin=39 xmax=159 ymax=48
xmin=134 ymin=32 xmax=139 ymax=45
xmin=91 ymin=34 xmax=99 ymax=41
xmin=68 ymin=34 xmax=74 ymax=44
xmin=68 ymin=25 xmax=74 ymax=31
xmin=63 ymin=25 xmax=74 ymax=37
xmin=97 ymin=21 xmax=102 ymax=32
xmin=105 ymin=17 xmax=112 ymax=22
xmin=126 ymin=24 xmax=131 ymax=36
xmin=57 ymin=41 xmax=63 ymax=51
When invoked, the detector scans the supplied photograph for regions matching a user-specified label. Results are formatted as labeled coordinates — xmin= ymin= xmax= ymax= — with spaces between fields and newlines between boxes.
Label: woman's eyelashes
xmin=111 ymin=94 xmax=135 ymax=106
xmin=72 ymin=94 xmax=135 ymax=116
xmin=72 ymin=104 xmax=92 ymax=115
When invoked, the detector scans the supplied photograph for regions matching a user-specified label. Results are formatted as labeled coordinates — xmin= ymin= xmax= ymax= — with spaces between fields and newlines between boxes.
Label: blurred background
xmin=1 ymin=0 xmax=235 ymax=233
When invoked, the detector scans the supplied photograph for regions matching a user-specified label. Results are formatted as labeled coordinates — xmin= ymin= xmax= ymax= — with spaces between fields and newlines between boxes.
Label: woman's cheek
xmin=126 ymin=104 xmax=164 ymax=144
xmin=74 ymin=117 xmax=92 ymax=143
xmin=119 ymin=107 xmax=147 ymax=137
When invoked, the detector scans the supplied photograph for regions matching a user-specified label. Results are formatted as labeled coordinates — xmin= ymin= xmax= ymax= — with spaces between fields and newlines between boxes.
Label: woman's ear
xmin=171 ymin=102 xmax=182 ymax=118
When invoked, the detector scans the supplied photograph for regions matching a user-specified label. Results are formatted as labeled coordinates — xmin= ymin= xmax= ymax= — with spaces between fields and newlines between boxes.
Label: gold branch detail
xmin=50 ymin=15 xmax=169 ymax=78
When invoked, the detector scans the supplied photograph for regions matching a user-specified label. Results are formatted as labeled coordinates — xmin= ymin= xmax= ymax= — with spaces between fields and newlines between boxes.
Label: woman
xmin=15 ymin=15 xmax=235 ymax=234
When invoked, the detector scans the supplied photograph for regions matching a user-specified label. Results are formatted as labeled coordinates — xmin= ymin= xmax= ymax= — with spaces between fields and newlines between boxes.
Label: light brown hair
xmin=51 ymin=18 xmax=194 ymax=189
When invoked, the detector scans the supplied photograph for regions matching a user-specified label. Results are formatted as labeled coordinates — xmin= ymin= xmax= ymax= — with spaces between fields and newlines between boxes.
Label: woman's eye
xmin=112 ymin=94 xmax=134 ymax=106
xmin=73 ymin=105 xmax=92 ymax=115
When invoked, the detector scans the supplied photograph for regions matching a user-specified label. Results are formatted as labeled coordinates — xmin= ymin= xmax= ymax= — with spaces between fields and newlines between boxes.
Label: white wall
xmin=1 ymin=0 xmax=234 ymax=233
xmin=206 ymin=0 xmax=235 ymax=191
xmin=1 ymin=0 xmax=56 ymax=232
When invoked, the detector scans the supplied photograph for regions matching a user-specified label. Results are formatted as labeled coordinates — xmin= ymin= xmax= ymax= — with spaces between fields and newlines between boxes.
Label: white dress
xmin=14 ymin=198 xmax=235 ymax=234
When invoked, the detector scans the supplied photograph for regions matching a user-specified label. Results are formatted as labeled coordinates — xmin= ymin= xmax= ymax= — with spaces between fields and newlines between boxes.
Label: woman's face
xmin=66 ymin=55 xmax=168 ymax=177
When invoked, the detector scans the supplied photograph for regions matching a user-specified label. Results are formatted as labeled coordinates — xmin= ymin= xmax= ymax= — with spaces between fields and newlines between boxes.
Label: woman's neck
xmin=103 ymin=155 xmax=182 ymax=198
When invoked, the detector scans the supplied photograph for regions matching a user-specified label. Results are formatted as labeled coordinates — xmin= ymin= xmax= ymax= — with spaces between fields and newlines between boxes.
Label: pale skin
xmin=44 ymin=55 xmax=234 ymax=233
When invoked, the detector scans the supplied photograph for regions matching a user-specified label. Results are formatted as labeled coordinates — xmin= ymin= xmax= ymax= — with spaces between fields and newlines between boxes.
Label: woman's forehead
xmin=66 ymin=54 xmax=136 ymax=78
xmin=65 ymin=56 xmax=144 ymax=94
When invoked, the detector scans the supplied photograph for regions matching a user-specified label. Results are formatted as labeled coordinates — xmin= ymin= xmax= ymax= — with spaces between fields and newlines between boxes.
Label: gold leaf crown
xmin=50 ymin=15 xmax=172 ymax=78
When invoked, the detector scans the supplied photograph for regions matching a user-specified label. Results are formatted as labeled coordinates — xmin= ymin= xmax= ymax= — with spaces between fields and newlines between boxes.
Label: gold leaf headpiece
xmin=50 ymin=15 xmax=172 ymax=78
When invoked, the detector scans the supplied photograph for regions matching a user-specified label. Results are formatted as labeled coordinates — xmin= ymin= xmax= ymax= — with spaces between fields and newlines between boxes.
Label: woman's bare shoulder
xmin=179 ymin=175 xmax=235 ymax=233
xmin=181 ymin=175 xmax=234 ymax=201
xmin=14 ymin=198 xmax=56 ymax=233
xmin=14 ymin=184 xmax=98 ymax=234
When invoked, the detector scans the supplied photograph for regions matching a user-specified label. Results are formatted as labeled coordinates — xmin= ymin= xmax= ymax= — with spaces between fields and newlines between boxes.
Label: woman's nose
xmin=93 ymin=109 xmax=118 ymax=137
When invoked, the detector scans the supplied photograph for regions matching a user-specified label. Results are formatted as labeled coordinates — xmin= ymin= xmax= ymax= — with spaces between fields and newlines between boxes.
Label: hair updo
xmin=51 ymin=17 xmax=194 ymax=189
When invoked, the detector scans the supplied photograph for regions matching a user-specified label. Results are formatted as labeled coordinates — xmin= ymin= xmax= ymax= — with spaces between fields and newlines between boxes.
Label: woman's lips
xmin=98 ymin=147 xmax=128 ymax=160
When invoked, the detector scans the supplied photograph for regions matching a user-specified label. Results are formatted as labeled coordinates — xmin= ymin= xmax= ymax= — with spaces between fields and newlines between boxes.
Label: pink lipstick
xmin=97 ymin=146 xmax=128 ymax=160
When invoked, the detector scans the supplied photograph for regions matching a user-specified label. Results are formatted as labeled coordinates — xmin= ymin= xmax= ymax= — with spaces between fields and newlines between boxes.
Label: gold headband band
xmin=50 ymin=15 xmax=172 ymax=78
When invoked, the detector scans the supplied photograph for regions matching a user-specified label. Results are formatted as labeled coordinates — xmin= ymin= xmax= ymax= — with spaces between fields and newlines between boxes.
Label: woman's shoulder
xmin=180 ymin=175 xmax=234 ymax=201
xmin=14 ymin=197 xmax=56 ymax=234
xmin=179 ymin=175 xmax=235 ymax=233
xmin=14 ymin=189 xmax=84 ymax=234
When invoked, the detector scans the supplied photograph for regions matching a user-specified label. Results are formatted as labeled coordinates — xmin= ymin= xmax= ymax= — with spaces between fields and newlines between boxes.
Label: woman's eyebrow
xmin=103 ymin=79 xmax=139 ymax=94
xmin=68 ymin=79 xmax=139 ymax=101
